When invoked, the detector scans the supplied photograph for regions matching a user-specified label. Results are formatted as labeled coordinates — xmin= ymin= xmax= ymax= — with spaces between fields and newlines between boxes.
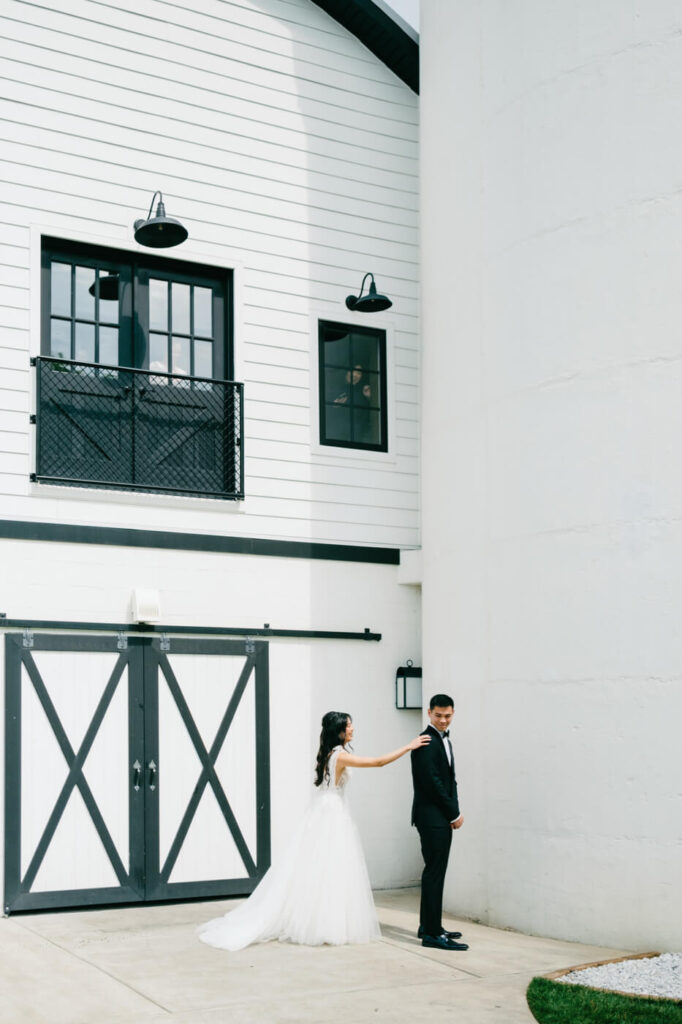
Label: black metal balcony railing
xmin=32 ymin=356 xmax=244 ymax=500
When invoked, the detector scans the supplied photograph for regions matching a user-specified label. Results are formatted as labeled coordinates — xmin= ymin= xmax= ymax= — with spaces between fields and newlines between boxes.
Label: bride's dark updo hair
xmin=314 ymin=711 xmax=351 ymax=787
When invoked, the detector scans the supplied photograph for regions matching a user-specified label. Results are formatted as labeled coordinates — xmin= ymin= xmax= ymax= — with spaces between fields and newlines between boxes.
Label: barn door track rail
xmin=0 ymin=617 xmax=381 ymax=642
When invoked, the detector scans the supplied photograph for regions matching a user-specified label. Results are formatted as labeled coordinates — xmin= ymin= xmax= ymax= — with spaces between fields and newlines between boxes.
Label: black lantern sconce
xmin=345 ymin=272 xmax=392 ymax=313
xmin=395 ymin=659 xmax=422 ymax=709
xmin=133 ymin=191 xmax=188 ymax=249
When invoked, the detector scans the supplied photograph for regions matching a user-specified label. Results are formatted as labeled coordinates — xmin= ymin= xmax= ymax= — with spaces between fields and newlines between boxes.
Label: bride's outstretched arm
xmin=336 ymin=734 xmax=430 ymax=770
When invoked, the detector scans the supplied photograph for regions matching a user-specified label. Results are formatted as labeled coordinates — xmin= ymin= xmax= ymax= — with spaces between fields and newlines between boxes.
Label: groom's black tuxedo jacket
xmin=410 ymin=724 xmax=460 ymax=827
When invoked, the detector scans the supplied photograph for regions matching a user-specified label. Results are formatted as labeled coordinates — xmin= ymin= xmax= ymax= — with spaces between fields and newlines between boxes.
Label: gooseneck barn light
xmin=133 ymin=191 xmax=188 ymax=249
xmin=345 ymin=272 xmax=392 ymax=313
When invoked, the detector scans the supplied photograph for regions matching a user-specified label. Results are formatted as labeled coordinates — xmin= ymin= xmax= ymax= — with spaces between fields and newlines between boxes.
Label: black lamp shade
xmin=346 ymin=273 xmax=392 ymax=312
xmin=134 ymin=195 xmax=188 ymax=249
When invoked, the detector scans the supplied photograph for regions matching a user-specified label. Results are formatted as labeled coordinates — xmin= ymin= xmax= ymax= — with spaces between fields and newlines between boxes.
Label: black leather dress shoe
xmin=417 ymin=925 xmax=463 ymax=940
xmin=421 ymin=934 xmax=469 ymax=951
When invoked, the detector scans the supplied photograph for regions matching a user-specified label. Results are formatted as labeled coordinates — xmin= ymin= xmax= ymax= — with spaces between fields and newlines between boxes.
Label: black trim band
xmin=0 ymin=520 xmax=400 ymax=565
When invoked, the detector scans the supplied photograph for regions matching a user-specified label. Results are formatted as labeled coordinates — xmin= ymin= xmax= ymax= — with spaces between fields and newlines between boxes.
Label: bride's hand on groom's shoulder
xmin=409 ymin=734 xmax=431 ymax=751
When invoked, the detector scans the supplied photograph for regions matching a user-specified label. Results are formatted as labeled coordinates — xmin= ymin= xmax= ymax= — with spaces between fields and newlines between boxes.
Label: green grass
xmin=526 ymin=976 xmax=682 ymax=1024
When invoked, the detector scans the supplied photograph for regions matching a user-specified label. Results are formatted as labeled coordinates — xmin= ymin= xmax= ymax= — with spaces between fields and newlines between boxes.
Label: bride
xmin=198 ymin=711 xmax=430 ymax=950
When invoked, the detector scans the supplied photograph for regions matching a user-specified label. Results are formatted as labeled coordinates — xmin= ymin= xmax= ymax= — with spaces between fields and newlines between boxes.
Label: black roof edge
xmin=310 ymin=0 xmax=419 ymax=94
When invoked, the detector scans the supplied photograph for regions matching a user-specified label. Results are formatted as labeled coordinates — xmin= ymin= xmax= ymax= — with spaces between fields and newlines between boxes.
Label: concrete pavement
xmin=1 ymin=888 xmax=630 ymax=1024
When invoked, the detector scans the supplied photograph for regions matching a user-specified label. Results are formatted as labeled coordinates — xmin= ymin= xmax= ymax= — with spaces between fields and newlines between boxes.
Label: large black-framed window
xmin=34 ymin=238 xmax=242 ymax=501
xmin=41 ymin=237 xmax=232 ymax=380
xmin=318 ymin=321 xmax=388 ymax=452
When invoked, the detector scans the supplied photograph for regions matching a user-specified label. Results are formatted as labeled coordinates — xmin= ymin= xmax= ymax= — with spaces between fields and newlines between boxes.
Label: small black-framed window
xmin=318 ymin=320 xmax=388 ymax=452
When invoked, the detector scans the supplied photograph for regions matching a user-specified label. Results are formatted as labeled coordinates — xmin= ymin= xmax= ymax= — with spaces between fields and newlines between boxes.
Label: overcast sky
xmin=386 ymin=0 xmax=419 ymax=31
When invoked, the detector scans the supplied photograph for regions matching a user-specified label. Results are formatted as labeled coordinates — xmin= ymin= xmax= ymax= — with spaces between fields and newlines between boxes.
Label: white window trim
xmin=308 ymin=308 xmax=398 ymax=466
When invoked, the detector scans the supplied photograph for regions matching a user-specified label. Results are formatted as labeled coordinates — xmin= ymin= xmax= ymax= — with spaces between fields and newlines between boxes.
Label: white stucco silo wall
xmin=420 ymin=0 xmax=682 ymax=949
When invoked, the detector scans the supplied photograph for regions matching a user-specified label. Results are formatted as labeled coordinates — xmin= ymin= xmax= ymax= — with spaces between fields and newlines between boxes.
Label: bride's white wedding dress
xmin=197 ymin=747 xmax=381 ymax=949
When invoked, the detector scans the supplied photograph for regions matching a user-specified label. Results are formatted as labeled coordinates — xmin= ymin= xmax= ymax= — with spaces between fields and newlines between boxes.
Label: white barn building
xmin=4 ymin=0 xmax=679 ymax=956
xmin=0 ymin=0 xmax=423 ymax=913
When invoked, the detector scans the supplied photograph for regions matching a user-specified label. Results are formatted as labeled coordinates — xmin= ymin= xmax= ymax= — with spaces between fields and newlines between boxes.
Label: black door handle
xmin=148 ymin=760 xmax=157 ymax=790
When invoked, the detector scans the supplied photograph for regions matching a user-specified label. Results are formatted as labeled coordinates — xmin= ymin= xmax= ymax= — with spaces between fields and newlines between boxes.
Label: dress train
xmin=197 ymin=747 xmax=381 ymax=949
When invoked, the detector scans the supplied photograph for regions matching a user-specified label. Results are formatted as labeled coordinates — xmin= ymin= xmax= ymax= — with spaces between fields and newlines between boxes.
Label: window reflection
xmin=325 ymin=366 xmax=348 ymax=403
xmin=99 ymin=326 xmax=118 ymax=367
xmin=149 ymin=333 xmax=168 ymax=374
xmin=75 ymin=323 xmax=95 ymax=372
xmin=324 ymin=336 xmax=350 ymax=367
xmin=325 ymin=403 xmax=350 ymax=442
xmin=194 ymin=287 xmax=213 ymax=336
xmin=364 ymin=410 xmax=381 ymax=445
xmin=51 ymin=263 xmax=71 ymax=317
xmin=172 ymin=336 xmax=190 ymax=385
xmin=75 ymin=266 xmax=95 ymax=321
xmin=149 ymin=279 xmax=168 ymax=332
xmin=98 ymin=273 xmax=119 ymax=323
xmin=194 ymin=340 xmax=213 ymax=379
xmin=352 ymin=335 xmax=379 ymax=373
xmin=172 ymin=282 xmax=190 ymax=334
xmin=50 ymin=319 xmax=70 ymax=359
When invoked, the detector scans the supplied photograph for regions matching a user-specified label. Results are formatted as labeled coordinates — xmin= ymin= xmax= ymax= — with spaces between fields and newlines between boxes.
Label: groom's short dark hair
xmin=429 ymin=693 xmax=454 ymax=710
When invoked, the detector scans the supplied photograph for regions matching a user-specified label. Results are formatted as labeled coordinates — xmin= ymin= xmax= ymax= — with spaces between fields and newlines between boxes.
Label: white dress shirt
xmin=434 ymin=727 xmax=460 ymax=824
xmin=435 ymin=727 xmax=452 ymax=765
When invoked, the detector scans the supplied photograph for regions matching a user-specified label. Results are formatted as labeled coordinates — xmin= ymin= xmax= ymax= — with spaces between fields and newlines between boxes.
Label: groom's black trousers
xmin=417 ymin=823 xmax=453 ymax=936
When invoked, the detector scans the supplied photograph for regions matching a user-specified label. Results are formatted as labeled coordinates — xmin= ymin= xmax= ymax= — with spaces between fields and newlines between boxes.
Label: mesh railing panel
xmin=34 ymin=357 xmax=243 ymax=500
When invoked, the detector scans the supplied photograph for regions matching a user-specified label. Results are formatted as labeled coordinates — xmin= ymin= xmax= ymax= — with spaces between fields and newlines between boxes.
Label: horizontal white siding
xmin=0 ymin=0 xmax=420 ymax=548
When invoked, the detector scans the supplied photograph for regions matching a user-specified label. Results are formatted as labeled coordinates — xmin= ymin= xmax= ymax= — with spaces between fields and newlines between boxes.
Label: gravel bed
xmin=558 ymin=953 xmax=682 ymax=999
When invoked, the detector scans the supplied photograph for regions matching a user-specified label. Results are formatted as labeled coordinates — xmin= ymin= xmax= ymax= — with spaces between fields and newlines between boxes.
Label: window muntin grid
xmin=49 ymin=262 xmax=120 ymax=370
xmin=42 ymin=238 xmax=231 ymax=384
xmin=148 ymin=280 xmax=214 ymax=381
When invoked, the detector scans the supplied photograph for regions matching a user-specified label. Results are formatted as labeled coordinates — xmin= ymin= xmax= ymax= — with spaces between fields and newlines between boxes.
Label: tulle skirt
xmin=197 ymin=788 xmax=381 ymax=950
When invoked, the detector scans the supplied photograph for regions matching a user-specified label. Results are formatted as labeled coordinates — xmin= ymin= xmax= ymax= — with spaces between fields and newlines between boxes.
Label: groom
xmin=410 ymin=694 xmax=468 ymax=951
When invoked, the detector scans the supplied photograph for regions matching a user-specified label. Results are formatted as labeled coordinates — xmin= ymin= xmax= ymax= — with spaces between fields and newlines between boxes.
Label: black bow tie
xmin=442 ymin=730 xmax=450 ymax=738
